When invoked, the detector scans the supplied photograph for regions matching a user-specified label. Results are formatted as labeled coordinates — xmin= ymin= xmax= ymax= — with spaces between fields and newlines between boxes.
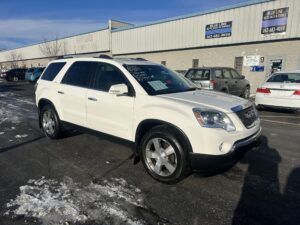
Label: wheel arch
xmin=134 ymin=119 xmax=193 ymax=155
xmin=37 ymin=98 xmax=60 ymax=128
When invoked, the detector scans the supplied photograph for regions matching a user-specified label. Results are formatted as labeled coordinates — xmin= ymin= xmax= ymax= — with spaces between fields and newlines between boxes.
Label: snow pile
xmin=15 ymin=134 xmax=28 ymax=139
xmin=6 ymin=177 xmax=147 ymax=225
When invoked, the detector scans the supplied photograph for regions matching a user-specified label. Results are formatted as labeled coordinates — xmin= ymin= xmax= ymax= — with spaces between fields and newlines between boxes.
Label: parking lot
xmin=0 ymin=81 xmax=299 ymax=225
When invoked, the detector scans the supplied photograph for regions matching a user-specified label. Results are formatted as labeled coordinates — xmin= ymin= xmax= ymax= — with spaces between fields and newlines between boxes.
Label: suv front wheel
xmin=140 ymin=125 xmax=190 ymax=184
xmin=40 ymin=105 xmax=62 ymax=139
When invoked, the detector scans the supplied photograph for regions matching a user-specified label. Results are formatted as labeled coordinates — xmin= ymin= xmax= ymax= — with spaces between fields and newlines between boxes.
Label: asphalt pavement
xmin=0 ymin=81 xmax=299 ymax=225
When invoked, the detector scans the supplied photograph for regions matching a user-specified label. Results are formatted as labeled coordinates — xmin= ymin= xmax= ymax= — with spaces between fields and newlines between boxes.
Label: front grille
xmin=236 ymin=106 xmax=258 ymax=129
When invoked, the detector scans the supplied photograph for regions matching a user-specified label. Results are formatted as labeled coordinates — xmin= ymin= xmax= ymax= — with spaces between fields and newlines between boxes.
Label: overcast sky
xmin=0 ymin=0 xmax=250 ymax=50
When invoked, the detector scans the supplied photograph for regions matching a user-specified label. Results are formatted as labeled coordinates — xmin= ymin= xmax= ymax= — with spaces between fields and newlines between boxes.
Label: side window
xmin=93 ymin=63 xmax=128 ymax=92
xmin=41 ymin=63 xmax=66 ymax=81
xmin=61 ymin=61 xmax=97 ymax=88
xmin=215 ymin=69 xmax=223 ymax=79
xmin=223 ymin=69 xmax=232 ymax=79
xmin=230 ymin=69 xmax=241 ymax=79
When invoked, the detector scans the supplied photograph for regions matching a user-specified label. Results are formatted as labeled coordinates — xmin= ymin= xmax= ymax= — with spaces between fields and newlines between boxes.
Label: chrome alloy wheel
xmin=145 ymin=138 xmax=178 ymax=177
xmin=42 ymin=111 xmax=56 ymax=135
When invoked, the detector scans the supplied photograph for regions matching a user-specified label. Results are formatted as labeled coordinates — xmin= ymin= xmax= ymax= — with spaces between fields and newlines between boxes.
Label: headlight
xmin=193 ymin=108 xmax=236 ymax=132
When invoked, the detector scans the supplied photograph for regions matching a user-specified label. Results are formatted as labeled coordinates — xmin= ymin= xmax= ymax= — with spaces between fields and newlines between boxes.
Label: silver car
xmin=185 ymin=67 xmax=251 ymax=99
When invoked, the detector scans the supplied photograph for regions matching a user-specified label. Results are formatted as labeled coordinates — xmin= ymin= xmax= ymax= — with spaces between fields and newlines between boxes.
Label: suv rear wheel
xmin=140 ymin=125 xmax=190 ymax=184
xmin=40 ymin=105 xmax=62 ymax=139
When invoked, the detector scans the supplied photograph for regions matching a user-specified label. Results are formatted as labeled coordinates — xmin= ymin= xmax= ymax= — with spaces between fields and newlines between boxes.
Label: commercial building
xmin=1 ymin=0 xmax=300 ymax=92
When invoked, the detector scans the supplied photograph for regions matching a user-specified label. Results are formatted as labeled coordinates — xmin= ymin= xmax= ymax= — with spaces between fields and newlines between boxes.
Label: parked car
xmin=255 ymin=71 xmax=300 ymax=111
xmin=185 ymin=67 xmax=251 ymax=99
xmin=5 ymin=68 xmax=27 ymax=82
xmin=36 ymin=57 xmax=261 ymax=183
xmin=175 ymin=70 xmax=187 ymax=76
xmin=25 ymin=67 xmax=45 ymax=83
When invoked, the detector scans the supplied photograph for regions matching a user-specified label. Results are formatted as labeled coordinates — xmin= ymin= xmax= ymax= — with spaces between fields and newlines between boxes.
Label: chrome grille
xmin=236 ymin=106 xmax=258 ymax=129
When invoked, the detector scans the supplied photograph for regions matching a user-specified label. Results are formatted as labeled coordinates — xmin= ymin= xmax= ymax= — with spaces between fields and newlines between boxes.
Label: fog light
xmin=219 ymin=142 xmax=232 ymax=153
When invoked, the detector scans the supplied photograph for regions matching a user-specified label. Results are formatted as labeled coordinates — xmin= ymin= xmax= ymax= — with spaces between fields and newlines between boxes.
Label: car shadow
xmin=232 ymin=136 xmax=300 ymax=225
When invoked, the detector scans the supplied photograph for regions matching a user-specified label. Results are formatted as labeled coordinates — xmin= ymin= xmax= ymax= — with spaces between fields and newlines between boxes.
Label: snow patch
xmin=6 ymin=177 xmax=147 ymax=225
xmin=15 ymin=134 xmax=28 ymax=139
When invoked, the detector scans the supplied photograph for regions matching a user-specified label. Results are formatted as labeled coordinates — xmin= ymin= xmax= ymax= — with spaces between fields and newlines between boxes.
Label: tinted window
xmin=186 ymin=69 xmax=210 ymax=80
xmin=230 ymin=69 xmax=241 ymax=78
xmin=27 ymin=68 xmax=34 ymax=73
xmin=215 ymin=69 xmax=223 ymax=78
xmin=37 ymin=68 xmax=45 ymax=73
xmin=267 ymin=73 xmax=300 ymax=83
xmin=124 ymin=64 xmax=196 ymax=95
xmin=223 ymin=69 xmax=232 ymax=79
xmin=93 ymin=63 xmax=128 ymax=92
xmin=62 ymin=61 xmax=97 ymax=88
xmin=41 ymin=63 xmax=66 ymax=81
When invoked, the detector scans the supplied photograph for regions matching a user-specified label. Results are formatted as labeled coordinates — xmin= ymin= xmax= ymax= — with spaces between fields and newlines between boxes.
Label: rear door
xmin=222 ymin=68 xmax=235 ymax=94
xmin=185 ymin=69 xmax=211 ymax=89
xmin=86 ymin=62 xmax=135 ymax=140
xmin=230 ymin=69 xmax=244 ymax=95
xmin=58 ymin=61 xmax=97 ymax=126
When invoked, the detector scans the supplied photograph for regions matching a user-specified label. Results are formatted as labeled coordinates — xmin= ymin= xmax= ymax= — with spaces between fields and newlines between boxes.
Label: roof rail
xmin=99 ymin=54 xmax=113 ymax=59
xmin=135 ymin=58 xmax=147 ymax=61
xmin=55 ymin=56 xmax=73 ymax=60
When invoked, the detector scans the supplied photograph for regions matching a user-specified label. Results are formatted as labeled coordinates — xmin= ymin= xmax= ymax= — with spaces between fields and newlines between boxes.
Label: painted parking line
xmin=261 ymin=119 xmax=300 ymax=126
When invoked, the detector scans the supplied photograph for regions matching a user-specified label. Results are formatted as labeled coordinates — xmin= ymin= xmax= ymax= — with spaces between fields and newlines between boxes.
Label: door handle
xmin=58 ymin=91 xmax=64 ymax=94
xmin=88 ymin=97 xmax=98 ymax=101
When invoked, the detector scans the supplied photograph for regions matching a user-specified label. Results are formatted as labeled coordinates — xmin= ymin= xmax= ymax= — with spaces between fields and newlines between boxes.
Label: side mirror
xmin=241 ymin=75 xmax=245 ymax=79
xmin=108 ymin=83 xmax=129 ymax=96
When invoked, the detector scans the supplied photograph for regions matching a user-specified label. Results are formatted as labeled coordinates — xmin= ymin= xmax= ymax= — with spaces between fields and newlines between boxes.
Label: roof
xmin=113 ymin=0 xmax=274 ymax=32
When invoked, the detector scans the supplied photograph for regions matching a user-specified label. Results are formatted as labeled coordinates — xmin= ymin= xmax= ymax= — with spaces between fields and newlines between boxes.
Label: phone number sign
xmin=261 ymin=7 xmax=289 ymax=35
xmin=205 ymin=21 xmax=232 ymax=39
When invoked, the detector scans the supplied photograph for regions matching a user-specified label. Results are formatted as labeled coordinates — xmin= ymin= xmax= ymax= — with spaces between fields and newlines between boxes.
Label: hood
xmin=159 ymin=90 xmax=251 ymax=113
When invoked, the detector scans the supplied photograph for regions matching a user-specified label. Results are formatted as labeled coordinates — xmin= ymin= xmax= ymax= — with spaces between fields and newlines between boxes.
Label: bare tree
xmin=6 ymin=51 xmax=23 ymax=69
xmin=39 ymin=35 xmax=67 ymax=58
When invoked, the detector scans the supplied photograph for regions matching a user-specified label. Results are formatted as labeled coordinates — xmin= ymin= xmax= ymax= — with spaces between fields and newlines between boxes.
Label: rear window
xmin=267 ymin=73 xmax=300 ymax=83
xmin=185 ymin=69 xmax=210 ymax=80
xmin=41 ymin=63 xmax=66 ymax=81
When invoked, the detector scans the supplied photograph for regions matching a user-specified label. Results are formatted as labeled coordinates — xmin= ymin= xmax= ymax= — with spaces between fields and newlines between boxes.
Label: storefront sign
xmin=261 ymin=7 xmax=289 ymax=35
xmin=244 ymin=55 xmax=260 ymax=66
xmin=205 ymin=21 xmax=232 ymax=39
xmin=250 ymin=66 xmax=265 ymax=72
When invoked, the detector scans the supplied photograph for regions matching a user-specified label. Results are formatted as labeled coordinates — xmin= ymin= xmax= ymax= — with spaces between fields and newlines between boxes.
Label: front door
xmin=86 ymin=62 xmax=135 ymax=140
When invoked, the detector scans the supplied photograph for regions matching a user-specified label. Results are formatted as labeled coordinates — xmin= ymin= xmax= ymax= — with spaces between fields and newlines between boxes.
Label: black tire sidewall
xmin=140 ymin=126 xmax=188 ymax=184
xmin=40 ymin=105 xmax=61 ymax=139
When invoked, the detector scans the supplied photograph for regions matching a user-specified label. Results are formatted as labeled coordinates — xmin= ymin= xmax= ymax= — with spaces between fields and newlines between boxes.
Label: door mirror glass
xmin=108 ymin=83 xmax=129 ymax=96
xmin=241 ymin=75 xmax=245 ymax=79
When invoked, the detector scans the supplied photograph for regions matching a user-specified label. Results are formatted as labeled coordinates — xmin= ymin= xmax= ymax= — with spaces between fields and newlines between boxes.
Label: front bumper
xmin=189 ymin=127 xmax=262 ymax=171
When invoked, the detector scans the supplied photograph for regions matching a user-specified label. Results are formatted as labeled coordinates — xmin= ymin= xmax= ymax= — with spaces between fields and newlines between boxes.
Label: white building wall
xmin=0 ymin=29 xmax=110 ymax=62
xmin=112 ymin=0 xmax=300 ymax=55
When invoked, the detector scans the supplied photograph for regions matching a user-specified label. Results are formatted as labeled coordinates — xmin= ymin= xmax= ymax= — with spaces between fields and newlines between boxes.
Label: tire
xmin=40 ymin=105 xmax=62 ymax=139
xmin=140 ymin=125 xmax=191 ymax=184
xmin=222 ymin=89 xmax=229 ymax=94
xmin=242 ymin=86 xmax=250 ymax=99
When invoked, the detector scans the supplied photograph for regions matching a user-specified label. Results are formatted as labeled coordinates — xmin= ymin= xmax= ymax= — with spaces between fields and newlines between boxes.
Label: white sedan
xmin=255 ymin=71 xmax=300 ymax=110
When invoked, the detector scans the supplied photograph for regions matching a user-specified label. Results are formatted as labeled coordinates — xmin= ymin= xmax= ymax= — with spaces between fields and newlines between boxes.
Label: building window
xmin=161 ymin=61 xmax=166 ymax=66
xmin=192 ymin=59 xmax=199 ymax=68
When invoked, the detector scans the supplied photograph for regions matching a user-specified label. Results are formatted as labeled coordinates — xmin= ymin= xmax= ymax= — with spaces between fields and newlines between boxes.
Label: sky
xmin=0 ymin=0 xmax=250 ymax=50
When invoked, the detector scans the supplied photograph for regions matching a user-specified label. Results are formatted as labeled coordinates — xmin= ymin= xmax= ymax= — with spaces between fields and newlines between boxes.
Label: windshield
xmin=185 ymin=69 xmax=211 ymax=80
xmin=267 ymin=73 xmax=300 ymax=83
xmin=124 ymin=64 xmax=196 ymax=95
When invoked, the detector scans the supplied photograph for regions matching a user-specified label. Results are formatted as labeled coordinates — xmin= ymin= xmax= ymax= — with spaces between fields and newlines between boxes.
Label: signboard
xmin=244 ymin=55 xmax=260 ymax=66
xmin=250 ymin=66 xmax=265 ymax=72
xmin=205 ymin=21 xmax=232 ymax=39
xmin=261 ymin=7 xmax=289 ymax=35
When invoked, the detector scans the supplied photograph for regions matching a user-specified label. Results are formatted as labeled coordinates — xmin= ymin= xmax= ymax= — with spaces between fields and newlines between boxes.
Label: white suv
xmin=35 ymin=56 xmax=261 ymax=183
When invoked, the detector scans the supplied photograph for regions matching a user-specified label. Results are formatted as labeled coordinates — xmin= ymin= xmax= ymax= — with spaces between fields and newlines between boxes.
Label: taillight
xmin=210 ymin=80 xmax=216 ymax=88
xmin=293 ymin=90 xmax=300 ymax=95
xmin=256 ymin=88 xmax=271 ymax=94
